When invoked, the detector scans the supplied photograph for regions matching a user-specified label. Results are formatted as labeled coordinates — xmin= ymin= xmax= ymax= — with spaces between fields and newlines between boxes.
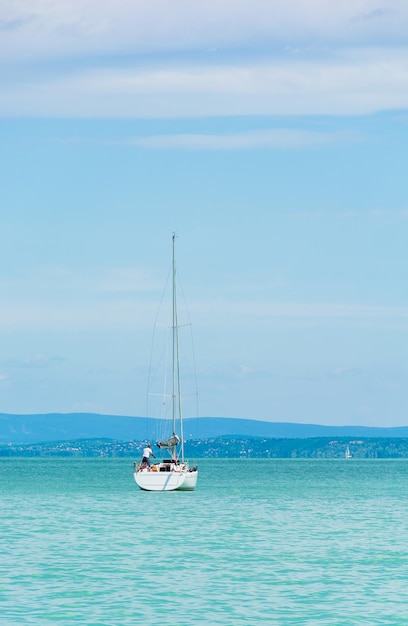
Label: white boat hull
xmin=134 ymin=464 xmax=198 ymax=492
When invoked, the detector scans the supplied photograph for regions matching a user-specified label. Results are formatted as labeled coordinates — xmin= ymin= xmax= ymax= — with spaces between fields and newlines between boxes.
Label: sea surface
xmin=1 ymin=458 xmax=408 ymax=625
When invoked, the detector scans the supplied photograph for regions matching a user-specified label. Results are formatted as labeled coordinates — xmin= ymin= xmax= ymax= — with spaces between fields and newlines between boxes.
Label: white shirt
xmin=143 ymin=447 xmax=153 ymax=458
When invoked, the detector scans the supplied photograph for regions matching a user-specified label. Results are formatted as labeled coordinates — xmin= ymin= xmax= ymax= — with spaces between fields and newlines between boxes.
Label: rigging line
xmin=146 ymin=265 xmax=172 ymax=398
xmin=146 ymin=257 xmax=172 ymax=403
xmin=176 ymin=266 xmax=199 ymax=420
xmin=146 ymin=325 xmax=172 ymax=410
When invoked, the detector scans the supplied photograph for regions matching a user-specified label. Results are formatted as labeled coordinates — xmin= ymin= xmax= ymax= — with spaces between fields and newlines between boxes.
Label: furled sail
xmin=157 ymin=434 xmax=180 ymax=449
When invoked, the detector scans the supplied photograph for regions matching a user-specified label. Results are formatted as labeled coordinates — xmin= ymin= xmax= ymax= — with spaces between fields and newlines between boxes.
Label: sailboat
xmin=134 ymin=234 xmax=198 ymax=491
xmin=345 ymin=445 xmax=352 ymax=459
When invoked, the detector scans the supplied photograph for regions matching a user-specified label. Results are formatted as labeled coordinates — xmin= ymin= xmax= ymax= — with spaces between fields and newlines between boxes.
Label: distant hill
xmin=1 ymin=412 xmax=408 ymax=444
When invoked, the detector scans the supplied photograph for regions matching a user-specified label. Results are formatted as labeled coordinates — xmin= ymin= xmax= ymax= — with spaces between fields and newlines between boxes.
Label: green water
xmin=1 ymin=458 xmax=408 ymax=624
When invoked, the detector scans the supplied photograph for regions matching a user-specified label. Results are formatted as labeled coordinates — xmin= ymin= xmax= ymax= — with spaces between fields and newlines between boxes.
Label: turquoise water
xmin=2 ymin=458 xmax=408 ymax=625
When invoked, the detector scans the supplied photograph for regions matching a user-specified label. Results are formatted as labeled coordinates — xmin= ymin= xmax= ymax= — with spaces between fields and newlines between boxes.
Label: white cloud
xmin=0 ymin=266 xmax=161 ymax=331
xmin=4 ymin=354 xmax=66 ymax=369
xmin=288 ymin=208 xmax=408 ymax=220
xmin=2 ymin=49 xmax=408 ymax=118
xmin=0 ymin=0 xmax=407 ymax=61
xmin=0 ymin=300 xmax=154 ymax=332
xmin=0 ymin=266 xmax=158 ymax=295
xmin=1 ymin=294 xmax=408 ymax=333
xmin=1 ymin=266 xmax=408 ymax=333
xmin=192 ymin=300 xmax=408 ymax=323
xmin=130 ymin=128 xmax=352 ymax=150
xmin=1 ymin=1 xmax=408 ymax=118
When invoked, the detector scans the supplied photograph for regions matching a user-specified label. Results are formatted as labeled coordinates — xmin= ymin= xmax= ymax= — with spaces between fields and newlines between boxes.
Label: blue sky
xmin=1 ymin=1 xmax=408 ymax=426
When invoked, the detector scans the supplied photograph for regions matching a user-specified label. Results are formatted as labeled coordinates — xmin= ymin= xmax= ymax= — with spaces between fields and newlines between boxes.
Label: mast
xmin=172 ymin=233 xmax=176 ymax=443
xmin=172 ymin=233 xmax=184 ymax=461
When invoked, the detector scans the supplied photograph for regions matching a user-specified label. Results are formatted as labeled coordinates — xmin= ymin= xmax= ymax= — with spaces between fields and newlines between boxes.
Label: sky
xmin=1 ymin=0 xmax=408 ymax=426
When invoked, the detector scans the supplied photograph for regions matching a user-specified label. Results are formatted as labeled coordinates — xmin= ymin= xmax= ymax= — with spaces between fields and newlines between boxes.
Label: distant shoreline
xmin=2 ymin=436 xmax=408 ymax=459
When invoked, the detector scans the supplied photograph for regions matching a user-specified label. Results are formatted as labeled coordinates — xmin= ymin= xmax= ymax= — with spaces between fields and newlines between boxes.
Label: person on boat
xmin=141 ymin=444 xmax=156 ymax=467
